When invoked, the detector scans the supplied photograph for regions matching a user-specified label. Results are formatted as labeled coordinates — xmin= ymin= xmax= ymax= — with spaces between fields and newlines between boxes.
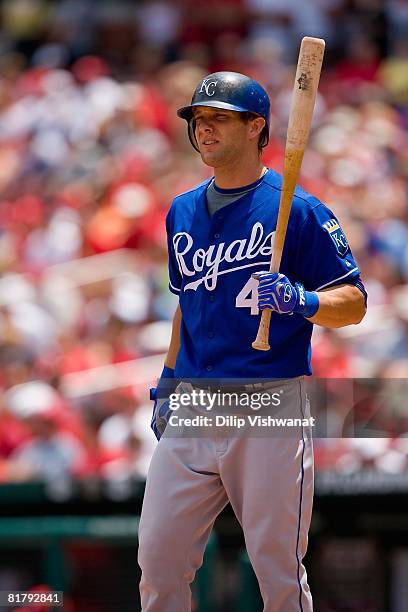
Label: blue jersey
xmin=166 ymin=168 xmax=360 ymax=378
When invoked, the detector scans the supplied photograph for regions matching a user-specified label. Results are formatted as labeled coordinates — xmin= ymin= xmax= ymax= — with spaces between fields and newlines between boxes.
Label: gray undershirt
xmin=206 ymin=179 xmax=263 ymax=216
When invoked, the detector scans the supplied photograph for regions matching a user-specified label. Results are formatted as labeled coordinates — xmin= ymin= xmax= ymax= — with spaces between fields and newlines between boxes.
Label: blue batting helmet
xmin=177 ymin=71 xmax=271 ymax=151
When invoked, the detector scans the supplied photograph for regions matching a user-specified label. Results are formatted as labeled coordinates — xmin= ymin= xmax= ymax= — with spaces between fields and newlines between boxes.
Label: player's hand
xmin=252 ymin=272 xmax=319 ymax=318
xmin=150 ymin=366 xmax=176 ymax=441
xmin=252 ymin=272 xmax=298 ymax=314
xmin=150 ymin=389 xmax=173 ymax=441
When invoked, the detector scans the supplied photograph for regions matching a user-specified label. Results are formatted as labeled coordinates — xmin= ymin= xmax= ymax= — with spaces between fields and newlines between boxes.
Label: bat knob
xmin=252 ymin=340 xmax=270 ymax=351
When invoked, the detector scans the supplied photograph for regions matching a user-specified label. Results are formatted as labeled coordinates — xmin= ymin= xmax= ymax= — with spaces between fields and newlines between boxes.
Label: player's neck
xmin=213 ymin=159 xmax=266 ymax=190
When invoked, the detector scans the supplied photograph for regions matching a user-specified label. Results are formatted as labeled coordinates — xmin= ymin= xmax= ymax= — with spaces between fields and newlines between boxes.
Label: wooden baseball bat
xmin=252 ymin=36 xmax=325 ymax=351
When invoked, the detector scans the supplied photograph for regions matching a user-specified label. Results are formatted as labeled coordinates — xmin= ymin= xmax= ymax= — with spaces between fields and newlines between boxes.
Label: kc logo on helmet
xmin=323 ymin=219 xmax=349 ymax=256
xmin=199 ymin=78 xmax=218 ymax=97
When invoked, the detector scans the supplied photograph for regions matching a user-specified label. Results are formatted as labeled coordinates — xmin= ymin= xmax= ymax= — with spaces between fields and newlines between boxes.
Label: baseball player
xmin=138 ymin=72 xmax=367 ymax=611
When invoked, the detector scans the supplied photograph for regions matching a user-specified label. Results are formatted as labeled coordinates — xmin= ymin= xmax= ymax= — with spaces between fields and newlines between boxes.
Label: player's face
xmin=193 ymin=107 xmax=252 ymax=167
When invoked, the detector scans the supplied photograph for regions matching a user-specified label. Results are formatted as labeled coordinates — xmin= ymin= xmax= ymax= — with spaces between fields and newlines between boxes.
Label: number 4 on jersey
xmin=236 ymin=277 xmax=259 ymax=315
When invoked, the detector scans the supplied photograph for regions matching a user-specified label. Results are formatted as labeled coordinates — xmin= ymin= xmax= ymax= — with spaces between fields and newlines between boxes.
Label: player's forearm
xmin=164 ymin=304 xmax=181 ymax=369
xmin=307 ymin=285 xmax=366 ymax=328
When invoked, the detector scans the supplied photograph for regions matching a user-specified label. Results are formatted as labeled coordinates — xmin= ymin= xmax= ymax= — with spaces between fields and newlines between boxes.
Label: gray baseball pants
xmin=138 ymin=376 xmax=314 ymax=611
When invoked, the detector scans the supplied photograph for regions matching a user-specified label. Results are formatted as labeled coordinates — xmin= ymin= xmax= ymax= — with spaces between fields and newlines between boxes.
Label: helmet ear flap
xmin=188 ymin=118 xmax=200 ymax=152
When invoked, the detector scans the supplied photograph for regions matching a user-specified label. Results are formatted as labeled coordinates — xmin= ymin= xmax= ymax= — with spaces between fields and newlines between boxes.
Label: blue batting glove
xmin=150 ymin=393 xmax=173 ymax=441
xmin=252 ymin=272 xmax=319 ymax=318
xmin=150 ymin=366 xmax=176 ymax=441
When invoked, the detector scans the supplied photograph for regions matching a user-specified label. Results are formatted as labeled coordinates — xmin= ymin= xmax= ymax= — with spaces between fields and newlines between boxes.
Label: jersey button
xmin=214 ymin=233 xmax=220 ymax=239
xmin=208 ymin=331 xmax=214 ymax=338
xmin=209 ymin=295 xmax=215 ymax=302
xmin=206 ymin=365 xmax=213 ymax=372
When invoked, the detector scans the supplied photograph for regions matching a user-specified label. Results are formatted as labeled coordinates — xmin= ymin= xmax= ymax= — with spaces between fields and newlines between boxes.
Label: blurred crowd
xmin=0 ymin=0 xmax=407 ymax=489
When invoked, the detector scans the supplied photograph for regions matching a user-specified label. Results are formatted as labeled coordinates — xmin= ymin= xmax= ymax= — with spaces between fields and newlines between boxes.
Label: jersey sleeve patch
xmin=322 ymin=218 xmax=349 ymax=257
xmin=291 ymin=202 xmax=360 ymax=292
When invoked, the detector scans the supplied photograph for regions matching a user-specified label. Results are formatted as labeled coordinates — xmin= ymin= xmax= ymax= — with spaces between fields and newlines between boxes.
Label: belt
xmin=190 ymin=379 xmax=300 ymax=394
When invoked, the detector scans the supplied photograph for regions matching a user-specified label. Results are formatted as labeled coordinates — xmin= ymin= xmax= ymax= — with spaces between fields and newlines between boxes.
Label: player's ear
xmin=248 ymin=117 xmax=266 ymax=141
